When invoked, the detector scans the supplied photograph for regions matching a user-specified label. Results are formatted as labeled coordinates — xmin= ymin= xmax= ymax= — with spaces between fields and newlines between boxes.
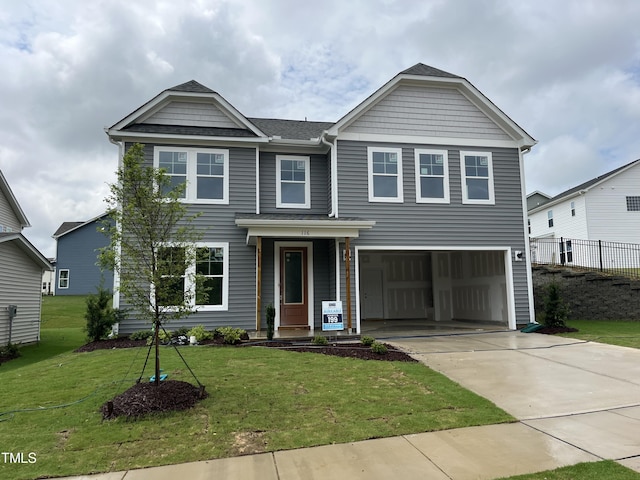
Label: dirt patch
xmin=102 ymin=380 xmax=207 ymax=420
xmin=230 ymin=431 xmax=267 ymax=456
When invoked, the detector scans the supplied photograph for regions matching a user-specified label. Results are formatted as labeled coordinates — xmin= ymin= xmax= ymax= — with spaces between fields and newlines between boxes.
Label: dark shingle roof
xmin=400 ymin=63 xmax=461 ymax=79
xmin=248 ymin=118 xmax=334 ymax=140
xmin=53 ymin=222 xmax=84 ymax=237
xmin=167 ymin=80 xmax=216 ymax=94
xmin=122 ymin=123 xmax=257 ymax=137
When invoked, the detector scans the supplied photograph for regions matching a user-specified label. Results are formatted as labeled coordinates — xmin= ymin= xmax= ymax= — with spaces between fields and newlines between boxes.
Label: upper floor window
xmin=626 ymin=196 xmax=640 ymax=211
xmin=570 ymin=201 xmax=576 ymax=216
xmin=368 ymin=147 xmax=403 ymax=203
xmin=460 ymin=151 xmax=494 ymax=204
xmin=414 ymin=149 xmax=449 ymax=203
xmin=58 ymin=269 xmax=69 ymax=289
xmin=547 ymin=210 xmax=554 ymax=228
xmin=154 ymin=147 xmax=229 ymax=204
xmin=276 ymin=156 xmax=310 ymax=208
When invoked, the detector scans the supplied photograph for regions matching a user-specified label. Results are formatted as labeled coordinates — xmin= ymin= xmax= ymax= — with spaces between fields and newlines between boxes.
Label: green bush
xmin=85 ymin=287 xmax=117 ymax=342
xmin=361 ymin=336 xmax=375 ymax=346
xmin=312 ymin=335 xmax=328 ymax=346
xmin=174 ymin=326 xmax=191 ymax=337
xmin=188 ymin=325 xmax=214 ymax=342
xmin=543 ymin=282 xmax=569 ymax=328
xmin=266 ymin=303 xmax=276 ymax=341
xmin=370 ymin=341 xmax=388 ymax=355
xmin=129 ymin=329 xmax=153 ymax=341
xmin=215 ymin=326 xmax=246 ymax=345
xmin=147 ymin=329 xmax=172 ymax=346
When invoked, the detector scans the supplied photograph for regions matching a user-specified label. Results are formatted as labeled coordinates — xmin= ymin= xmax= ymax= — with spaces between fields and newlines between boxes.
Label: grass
xmin=499 ymin=460 xmax=640 ymax=479
xmin=560 ymin=320 xmax=640 ymax=349
xmin=0 ymin=344 xmax=514 ymax=480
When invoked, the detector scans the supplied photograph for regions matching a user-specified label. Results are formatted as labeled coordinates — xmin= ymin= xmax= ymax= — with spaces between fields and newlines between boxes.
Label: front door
xmin=280 ymin=247 xmax=308 ymax=328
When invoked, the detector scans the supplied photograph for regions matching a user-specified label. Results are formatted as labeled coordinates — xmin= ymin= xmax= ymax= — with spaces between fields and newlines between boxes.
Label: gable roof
xmin=247 ymin=118 xmax=335 ymax=141
xmin=0 ymin=170 xmax=30 ymax=228
xmin=0 ymin=233 xmax=52 ymax=270
xmin=167 ymin=80 xmax=216 ymax=94
xmin=528 ymin=158 xmax=640 ymax=213
xmin=53 ymin=213 xmax=110 ymax=239
xmin=399 ymin=64 xmax=462 ymax=79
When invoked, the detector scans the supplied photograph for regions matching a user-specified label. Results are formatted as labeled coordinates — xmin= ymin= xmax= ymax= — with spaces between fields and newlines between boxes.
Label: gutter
xmin=320 ymin=132 xmax=338 ymax=217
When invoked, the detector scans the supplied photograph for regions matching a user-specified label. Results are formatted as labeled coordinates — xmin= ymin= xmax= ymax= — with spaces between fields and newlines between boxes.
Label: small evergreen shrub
xmin=266 ymin=303 xmax=276 ymax=341
xmin=543 ymin=282 xmax=569 ymax=328
xmin=361 ymin=336 xmax=375 ymax=346
xmin=85 ymin=287 xmax=117 ymax=342
xmin=1 ymin=342 xmax=20 ymax=360
xmin=215 ymin=326 xmax=246 ymax=345
xmin=188 ymin=325 xmax=214 ymax=342
xmin=370 ymin=341 xmax=388 ymax=355
xmin=312 ymin=335 xmax=328 ymax=346
xmin=129 ymin=329 xmax=153 ymax=341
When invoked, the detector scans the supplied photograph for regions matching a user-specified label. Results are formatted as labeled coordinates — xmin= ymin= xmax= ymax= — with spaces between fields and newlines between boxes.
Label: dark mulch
xmin=535 ymin=326 xmax=579 ymax=335
xmin=0 ymin=350 xmax=20 ymax=366
xmin=250 ymin=341 xmax=418 ymax=362
xmin=102 ymin=380 xmax=207 ymax=420
xmin=75 ymin=337 xmax=146 ymax=352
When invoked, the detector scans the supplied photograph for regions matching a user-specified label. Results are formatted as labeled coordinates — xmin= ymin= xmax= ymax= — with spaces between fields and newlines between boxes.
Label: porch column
xmin=345 ymin=237 xmax=352 ymax=333
xmin=256 ymin=236 xmax=262 ymax=331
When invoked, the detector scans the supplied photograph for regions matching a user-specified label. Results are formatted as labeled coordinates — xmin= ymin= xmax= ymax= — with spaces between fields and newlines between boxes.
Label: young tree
xmin=100 ymin=143 xmax=205 ymax=386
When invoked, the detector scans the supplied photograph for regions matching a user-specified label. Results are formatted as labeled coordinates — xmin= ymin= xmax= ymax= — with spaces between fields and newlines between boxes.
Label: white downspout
xmin=519 ymin=147 xmax=536 ymax=324
xmin=320 ymin=133 xmax=338 ymax=218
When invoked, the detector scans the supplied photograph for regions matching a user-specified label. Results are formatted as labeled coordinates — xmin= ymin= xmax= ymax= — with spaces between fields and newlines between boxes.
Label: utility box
xmin=7 ymin=305 xmax=17 ymax=318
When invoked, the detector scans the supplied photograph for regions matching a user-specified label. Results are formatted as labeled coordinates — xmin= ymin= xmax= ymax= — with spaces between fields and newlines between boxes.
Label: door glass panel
xmin=284 ymin=251 xmax=303 ymax=304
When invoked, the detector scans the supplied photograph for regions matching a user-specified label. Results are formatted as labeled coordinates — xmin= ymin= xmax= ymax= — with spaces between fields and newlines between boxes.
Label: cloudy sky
xmin=2 ymin=0 xmax=640 ymax=258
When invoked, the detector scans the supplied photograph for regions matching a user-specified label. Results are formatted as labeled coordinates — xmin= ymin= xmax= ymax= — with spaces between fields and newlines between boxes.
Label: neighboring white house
xmin=528 ymin=158 xmax=640 ymax=268
xmin=42 ymin=258 xmax=56 ymax=295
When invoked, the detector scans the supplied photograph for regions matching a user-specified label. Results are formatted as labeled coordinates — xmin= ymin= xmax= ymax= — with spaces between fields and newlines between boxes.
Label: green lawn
xmin=560 ymin=320 xmax=640 ymax=349
xmin=499 ymin=460 xmax=640 ymax=479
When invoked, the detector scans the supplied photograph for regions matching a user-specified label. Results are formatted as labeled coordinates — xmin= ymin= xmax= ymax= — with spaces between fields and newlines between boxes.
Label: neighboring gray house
xmin=53 ymin=213 xmax=113 ymax=295
xmin=106 ymin=63 xmax=536 ymax=335
xmin=0 ymin=170 xmax=52 ymax=346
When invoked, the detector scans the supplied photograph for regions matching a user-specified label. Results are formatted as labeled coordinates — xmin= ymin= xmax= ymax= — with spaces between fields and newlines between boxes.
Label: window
xmin=368 ymin=147 xmax=403 ymax=202
xmin=154 ymin=147 xmax=229 ymax=204
xmin=414 ymin=149 xmax=449 ymax=203
xmin=460 ymin=151 xmax=494 ymax=204
xmin=627 ymin=196 xmax=640 ymax=211
xmin=58 ymin=270 xmax=69 ymax=289
xmin=528 ymin=219 xmax=531 ymax=235
xmin=276 ymin=156 xmax=310 ymax=208
xmin=154 ymin=243 xmax=228 ymax=311
xmin=547 ymin=210 xmax=554 ymax=228
xmin=570 ymin=201 xmax=576 ymax=217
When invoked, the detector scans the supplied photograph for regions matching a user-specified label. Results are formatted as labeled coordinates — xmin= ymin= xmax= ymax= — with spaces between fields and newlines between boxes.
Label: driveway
xmin=389 ymin=330 xmax=640 ymax=473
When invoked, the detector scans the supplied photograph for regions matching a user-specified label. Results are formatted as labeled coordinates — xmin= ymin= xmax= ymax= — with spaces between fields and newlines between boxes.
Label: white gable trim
xmin=337 ymin=132 xmax=524 ymax=149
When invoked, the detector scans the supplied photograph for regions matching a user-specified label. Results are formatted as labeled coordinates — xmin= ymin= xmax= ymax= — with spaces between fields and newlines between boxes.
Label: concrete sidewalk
xmin=58 ymin=331 xmax=640 ymax=480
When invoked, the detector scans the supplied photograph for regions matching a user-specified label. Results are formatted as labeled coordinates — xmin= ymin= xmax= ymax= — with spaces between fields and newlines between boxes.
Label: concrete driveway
xmin=389 ymin=330 xmax=640 ymax=473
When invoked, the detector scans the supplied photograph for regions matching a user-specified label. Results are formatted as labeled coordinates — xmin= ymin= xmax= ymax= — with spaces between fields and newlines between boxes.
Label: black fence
xmin=529 ymin=237 xmax=640 ymax=280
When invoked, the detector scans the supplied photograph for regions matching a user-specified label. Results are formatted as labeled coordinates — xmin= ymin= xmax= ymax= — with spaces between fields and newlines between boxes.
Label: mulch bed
xmin=102 ymin=380 xmax=207 ymax=420
xmin=248 ymin=341 xmax=417 ymax=362
xmin=75 ymin=337 xmax=147 ymax=352
xmin=534 ymin=326 xmax=579 ymax=334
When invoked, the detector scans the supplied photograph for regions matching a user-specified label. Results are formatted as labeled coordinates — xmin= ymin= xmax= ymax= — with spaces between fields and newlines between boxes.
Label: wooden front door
xmin=280 ymin=247 xmax=308 ymax=328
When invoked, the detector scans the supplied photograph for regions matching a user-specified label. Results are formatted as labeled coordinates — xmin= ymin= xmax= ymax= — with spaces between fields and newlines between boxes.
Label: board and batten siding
xmin=336 ymin=140 xmax=531 ymax=325
xmin=116 ymin=143 xmax=258 ymax=335
xmin=0 ymin=241 xmax=43 ymax=346
xmin=0 ymin=189 xmax=22 ymax=232
xmin=258 ymin=152 xmax=330 ymax=215
xmin=343 ymin=85 xmax=512 ymax=141
xmin=143 ymin=101 xmax=241 ymax=129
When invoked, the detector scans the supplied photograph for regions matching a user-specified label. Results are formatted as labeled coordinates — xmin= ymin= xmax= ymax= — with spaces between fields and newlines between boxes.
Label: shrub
xmin=361 ymin=336 xmax=375 ymax=346
xmin=188 ymin=325 xmax=214 ymax=342
xmin=129 ymin=329 xmax=153 ymax=341
xmin=370 ymin=341 xmax=388 ymax=355
xmin=147 ymin=329 xmax=172 ymax=346
xmin=312 ymin=335 xmax=328 ymax=346
xmin=543 ymin=282 xmax=569 ymax=328
xmin=1 ymin=342 xmax=20 ymax=360
xmin=85 ymin=287 xmax=117 ymax=342
xmin=174 ymin=326 xmax=191 ymax=337
xmin=215 ymin=326 xmax=246 ymax=345
xmin=266 ymin=303 xmax=276 ymax=341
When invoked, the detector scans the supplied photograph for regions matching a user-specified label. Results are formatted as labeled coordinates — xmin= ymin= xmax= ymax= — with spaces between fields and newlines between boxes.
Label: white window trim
xmin=368 ymin=146 xmax=404 ymax=203
xmin=414 ymin=148 xmax=450 ymax=204
xmin=153 ymin=146 xmax=230 ymax=205
xmin=276 ymin=155 xmax=311 ymax=209
xmin=152 ymin=242 xmax=229 ymax=312
xmin=460 ymin=151 xmax=495 ymax=205
xmin=58 ymin=269 xmax=69 ymax=289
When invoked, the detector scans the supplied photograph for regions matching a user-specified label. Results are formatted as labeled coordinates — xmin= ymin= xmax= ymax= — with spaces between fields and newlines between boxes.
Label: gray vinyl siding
xmin=344 ymin=85 xmax=512 ymax=141
xmin=259 ymin=152 xmax=330 ymax=214
xmin=0 ymin=190 xmax=21 ymax=232
xmin=116 ymin=143 xmax=258 ymax=335
xmin=55 ymin=220 xmax=113 ymax=295
xmin=144 ymin=101 xmax=241 ymax=128
xmin=336 ymin=140 xmax=531 ymax=324
xmin=0 ymin=242 xmax=43 ymax=346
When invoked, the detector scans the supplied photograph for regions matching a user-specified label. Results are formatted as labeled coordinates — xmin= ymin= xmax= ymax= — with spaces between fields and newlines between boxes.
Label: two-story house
xmin=106 ymin=64 xmax=536 ymax=336
xmin=0 ymin=170 xmax=52 ymax=346
xmin=53 ymin=213 xmax=114 ymax=296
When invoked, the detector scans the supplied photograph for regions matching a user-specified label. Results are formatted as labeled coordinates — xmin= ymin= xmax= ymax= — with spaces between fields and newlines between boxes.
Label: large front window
xmin=461 ymin=151 xmax=494 ymax=204
xmin=368 ymin=147 xmax=403 ymax=202
xmin=276 ymin=155 xmax=310 ymax=208
xmin=415 ymin=149 xmax=449 ymax=203
xmin=196 ymin=247 xmax=225 ymax=306
xmin=154 ymin=147 xmax=229 ymax=204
